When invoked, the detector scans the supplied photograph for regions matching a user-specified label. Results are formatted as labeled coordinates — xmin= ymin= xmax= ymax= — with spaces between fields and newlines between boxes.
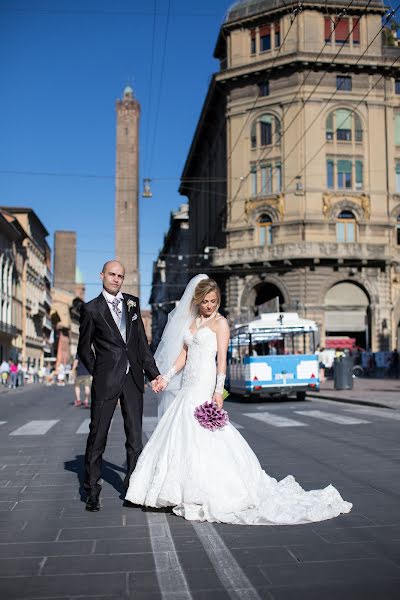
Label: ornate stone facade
xmin=180 ymin=0 xmax=400 ymax=350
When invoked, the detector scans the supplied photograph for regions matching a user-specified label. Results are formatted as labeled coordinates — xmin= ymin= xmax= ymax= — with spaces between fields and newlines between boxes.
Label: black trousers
xmin=84 ymin=370 xmax=143 ymax=496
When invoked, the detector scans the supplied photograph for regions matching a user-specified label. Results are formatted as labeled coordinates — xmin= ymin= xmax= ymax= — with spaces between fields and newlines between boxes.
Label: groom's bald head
xmin=101 ymin=260 xmax=125 ymax=275
xmin=101 ymin=260 xmax=125 ymax=295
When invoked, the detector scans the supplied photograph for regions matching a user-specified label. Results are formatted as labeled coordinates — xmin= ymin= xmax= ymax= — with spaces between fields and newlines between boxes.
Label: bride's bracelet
xmin=162 ymin=365 xmax=177 ymax=385
xmin=214 ymin=373 xmax=226 ymax=395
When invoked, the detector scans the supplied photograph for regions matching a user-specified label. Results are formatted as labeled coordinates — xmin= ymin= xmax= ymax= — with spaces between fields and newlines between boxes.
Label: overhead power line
xmin=228 ymin=3 xmax=399 ymax=226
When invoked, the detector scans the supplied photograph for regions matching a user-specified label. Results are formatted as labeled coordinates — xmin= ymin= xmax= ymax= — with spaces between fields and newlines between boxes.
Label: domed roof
xmin=123 ymin=85 xmax=134 ymax=97
xmin=225 ymin=0 xmax=287 ymax=22
xmin=225 ymin=0 xmax=384 ymax=23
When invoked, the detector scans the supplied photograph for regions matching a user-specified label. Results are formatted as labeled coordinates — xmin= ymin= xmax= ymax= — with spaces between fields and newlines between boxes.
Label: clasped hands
xmin=151 ymin=375 xmax=168 ymax=393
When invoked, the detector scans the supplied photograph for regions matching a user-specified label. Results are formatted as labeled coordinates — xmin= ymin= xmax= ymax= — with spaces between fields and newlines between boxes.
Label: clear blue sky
xmin=0 ymin=0 xmax=232 ymax=305
xmin=1 ymin=1 xmax=398 ymax=306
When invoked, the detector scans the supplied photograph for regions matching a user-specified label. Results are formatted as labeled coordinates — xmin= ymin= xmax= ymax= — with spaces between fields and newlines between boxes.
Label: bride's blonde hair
xmin=191 ymin=278 xmax=221 ymax=313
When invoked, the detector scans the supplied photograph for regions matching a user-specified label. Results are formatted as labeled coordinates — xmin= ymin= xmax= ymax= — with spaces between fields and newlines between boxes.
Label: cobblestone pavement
xmin=0 ymin=385 xmax=399 ymax=599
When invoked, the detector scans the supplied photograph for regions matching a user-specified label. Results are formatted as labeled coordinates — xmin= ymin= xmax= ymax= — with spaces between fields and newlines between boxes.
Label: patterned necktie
xmin=111 ymin=297 xmax=122 ymax=319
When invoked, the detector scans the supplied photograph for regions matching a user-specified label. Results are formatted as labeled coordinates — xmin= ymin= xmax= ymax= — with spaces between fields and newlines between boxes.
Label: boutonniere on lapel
xmin=127 ymin=299 xmax=138 ymax=321
xmin=127 ymin=299 xmax=136 ymax=312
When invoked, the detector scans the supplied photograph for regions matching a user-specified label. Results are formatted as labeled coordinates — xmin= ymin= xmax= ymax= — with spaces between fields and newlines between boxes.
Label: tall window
xmin=250 ymin=29 xmax=256 ymax=54
xmin=336 ymin=210 xmax=357 ymax=243
xmin=260 ymin=25 xmax=271 ymax=52
xmin=261 ymin=164 xmax=272 ymax=194
xmin=326 ymin=109 xmax=362 ymax=142
xmin=396 ymin=162 xmax=400 ymax=192
xmin=250 ymin=21 xmax=281 ymax=55
xmin=325 ymin=16 xmax=360 ymax=44
xmin=258 ymin=214 xmax=272 ymax=246
xmin=251 ymin=164 xmax=257 ymax=196
xmin=259 ymin=81 xmax=270 ymax=97
xmin=395 ymin=80 xmax=400 ymax=95
xmin=251 ymin=114 xmax=281 ymax=148
xmin=326 ymin=158 xmax=364 ymax=190
xmin=337 ymin=159 xmax=352 ymax=189
xmin=337 ymin=76 xmax=352 ymax=91
xmin=250 ymin=163 xmax=282 ymax=196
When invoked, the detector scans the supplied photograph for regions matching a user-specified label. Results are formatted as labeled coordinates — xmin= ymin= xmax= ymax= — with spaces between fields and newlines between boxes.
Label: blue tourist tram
xmin=227 ymin=313 xmax=319 ymax=401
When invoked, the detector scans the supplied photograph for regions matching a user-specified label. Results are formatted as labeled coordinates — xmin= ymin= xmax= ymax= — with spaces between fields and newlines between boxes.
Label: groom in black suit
xmin=77 ymin=260 xmax=161 ymax=511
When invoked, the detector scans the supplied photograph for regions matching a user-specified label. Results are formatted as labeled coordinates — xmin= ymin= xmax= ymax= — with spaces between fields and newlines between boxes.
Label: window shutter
xmin=355 ymin=160 xmax=363 ymax=185
xmin=336 ymin=109 xmax=352 ymax=130
xmin=274 ymin=21 xmax=280 ymax=33
xmin=338 ymin=159 xmax=352 ymax=173
xmin=335 ymin=17 xmax=349 ymax=42
xmin=259 ymin=25 xmax=271 ymax=36
xmin=259 ymin=115 xmax=273 ymax=124
xmin=251 ymin=29 xmax=256 ymax=39
xmin=395 ymin=114 xmax=400 ymax=145
xmin=352 ymin=18 xmax=360 ymax=43
xmin=324 ymin=17 xmax=332 ymax=41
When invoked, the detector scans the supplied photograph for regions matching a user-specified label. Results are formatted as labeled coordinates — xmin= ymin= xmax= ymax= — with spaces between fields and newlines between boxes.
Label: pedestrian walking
xmin=390 ymin=349 xmax=399 ymax=378
xmin=9 ymin=360 xmax=17 ymax=388
xmin=0 ymin=359 xmax=10 ymax=386
xmin=72 ymin=356 xmax=92 ymax=407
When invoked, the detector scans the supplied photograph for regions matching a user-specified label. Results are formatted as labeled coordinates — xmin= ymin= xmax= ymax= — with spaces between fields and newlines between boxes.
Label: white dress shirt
xmin=102 ymin=289 xmax=124 ymax=328
xmin=103 ymin=289 xmax=129 ymax=373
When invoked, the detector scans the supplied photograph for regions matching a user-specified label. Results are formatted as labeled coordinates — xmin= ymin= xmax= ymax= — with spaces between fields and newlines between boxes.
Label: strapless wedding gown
xmin=125 ymin=327 xmax=352 ymax=525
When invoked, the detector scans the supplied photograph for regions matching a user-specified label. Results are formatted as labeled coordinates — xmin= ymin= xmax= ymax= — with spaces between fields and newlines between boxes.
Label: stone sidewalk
xmin=308 ymin=378 xmax=400 ymax=410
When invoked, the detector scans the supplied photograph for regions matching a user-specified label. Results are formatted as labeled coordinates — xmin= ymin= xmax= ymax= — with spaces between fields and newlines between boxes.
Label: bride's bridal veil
xmin=154 ymin=273 xmax=208 ymax=419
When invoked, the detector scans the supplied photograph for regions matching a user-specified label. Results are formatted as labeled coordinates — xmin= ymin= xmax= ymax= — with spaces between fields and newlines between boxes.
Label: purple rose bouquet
xmin=194 ymin=398 xmax=229 ymax=431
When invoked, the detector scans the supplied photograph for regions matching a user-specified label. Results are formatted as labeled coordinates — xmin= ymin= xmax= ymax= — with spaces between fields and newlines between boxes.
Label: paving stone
xmin=43 ymin=552 xmax=156 ymax=575
xmin=267 ymin=580 xmax=400 ymax=599
xmin=260 ymin=558 xmax=400 ymax=586
xmin=59 ymin=525 xmax=151 ymax=541
xmin=222 ymin=529 xmax=325 ymax=548
xmin=0 ymin=572 xmax=127 ymax=598
xmin=0 ymin=501 xmax=16 ymax=511
xmin=0 ymin=556 xmax=42 ymax=576
xmin=94 ymin=538 xmax=154 ymax=554
xmin=230 ymin=546 xmax=298 ymax=566
xmin=314 ymin=524 xmax=400 ymax=544
xmin=0 ymin=540 xmax=93 ymax=558
xmin=288 ymin=541 xmax=380 ymax=562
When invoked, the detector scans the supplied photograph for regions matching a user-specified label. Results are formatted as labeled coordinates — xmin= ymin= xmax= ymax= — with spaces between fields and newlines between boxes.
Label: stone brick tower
xmin=53 ymin=230 xmax=76 ymax=295
xmin=115 ymin=86 xmax=140 ymax=297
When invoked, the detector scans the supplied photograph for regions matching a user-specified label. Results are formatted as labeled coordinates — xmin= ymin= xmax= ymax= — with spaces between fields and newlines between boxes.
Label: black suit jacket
xmin=77 ymin=292 xmax=159 ymax=400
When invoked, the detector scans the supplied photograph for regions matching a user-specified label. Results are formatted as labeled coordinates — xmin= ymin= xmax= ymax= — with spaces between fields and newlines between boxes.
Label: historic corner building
xmin=179 ymin=0 xmax=400 ymax=351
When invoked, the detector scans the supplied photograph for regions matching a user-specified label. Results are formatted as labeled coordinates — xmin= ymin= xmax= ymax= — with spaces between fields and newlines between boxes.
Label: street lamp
xmin=142 ymin=178 xmax=152 ymax=198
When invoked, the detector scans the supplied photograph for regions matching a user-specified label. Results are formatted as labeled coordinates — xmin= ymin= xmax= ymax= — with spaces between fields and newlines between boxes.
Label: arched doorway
xmin=324 ymin=281 xmax=370 ymax=349
xmin=248 ymin=282 xmax=285 ymax=316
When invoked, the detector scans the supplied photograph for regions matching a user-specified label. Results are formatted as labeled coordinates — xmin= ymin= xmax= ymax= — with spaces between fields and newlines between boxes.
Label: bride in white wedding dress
xmin=125 ymin=275 xmax=352 ymax=525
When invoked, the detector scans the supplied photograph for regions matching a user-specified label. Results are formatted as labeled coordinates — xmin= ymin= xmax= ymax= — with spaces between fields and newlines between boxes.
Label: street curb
xmin=306 ymin=391 xmax=395 ymax=410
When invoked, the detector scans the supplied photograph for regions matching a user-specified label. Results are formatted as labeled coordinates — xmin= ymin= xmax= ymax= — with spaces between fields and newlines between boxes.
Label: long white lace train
xmin=125 ymin=327 xmax=352 ymax=525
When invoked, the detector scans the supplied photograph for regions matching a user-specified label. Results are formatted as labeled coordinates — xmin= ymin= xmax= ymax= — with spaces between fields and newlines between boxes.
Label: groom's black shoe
xmin=85 ymin=494 xmax=100 ymax=512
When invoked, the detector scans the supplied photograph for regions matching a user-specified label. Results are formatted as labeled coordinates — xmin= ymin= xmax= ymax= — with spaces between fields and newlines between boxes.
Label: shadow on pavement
xmin=64 ymin=455 xmax=126 ymax=501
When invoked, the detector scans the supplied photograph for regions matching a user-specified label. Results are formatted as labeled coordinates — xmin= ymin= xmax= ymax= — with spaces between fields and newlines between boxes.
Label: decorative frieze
xmin=322 ymin=193 xmax=371 ymax=220
xmin=212 ymin=241 xmax=389 ymax=266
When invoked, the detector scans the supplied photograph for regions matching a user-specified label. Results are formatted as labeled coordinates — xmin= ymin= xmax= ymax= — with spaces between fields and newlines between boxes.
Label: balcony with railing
xmin=0 ymin=321 xmax=17 ymax=337
xmin=43 ymin=316 xmax=53 ymax=332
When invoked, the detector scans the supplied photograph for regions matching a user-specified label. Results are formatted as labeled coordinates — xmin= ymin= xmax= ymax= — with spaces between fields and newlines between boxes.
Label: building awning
xmin=325 ymin=337 xmax=356 ymax=349
xmin=325 ymin=310 xmax=366 ymax=332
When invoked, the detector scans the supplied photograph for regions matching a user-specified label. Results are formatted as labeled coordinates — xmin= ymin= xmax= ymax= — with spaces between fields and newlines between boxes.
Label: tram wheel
xmin=296 ymin=391 xmax=306 ymax=401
